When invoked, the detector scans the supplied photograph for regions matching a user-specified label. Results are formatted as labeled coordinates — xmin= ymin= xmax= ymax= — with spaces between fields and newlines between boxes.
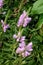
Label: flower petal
xmin=20 ymin=36 xmax=25 ymax=42
xmin=26 ymin=42 xmax=33 ymax=51
xmin=16 ymin=47 xmax=25 ymax=54
xmin=13 ymin=34 xmax=17 ymax=39
xmin=19 ymin=41 xmax=26 ymax=48
xmin=22 ymin=51 xmax=31 ymax=57
xmin=23 ymin=17 xmax=31 ymax=27
xmin=0 ymin=0 xmax=3 ymax=8
xmin=17 ymin=10 xmax=27 ymax=27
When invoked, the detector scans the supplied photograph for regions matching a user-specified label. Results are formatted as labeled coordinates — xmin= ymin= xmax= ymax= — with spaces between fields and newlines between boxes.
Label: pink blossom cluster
xmin=0 ymin=0 xmax=33 ymax=58
xmin=1 ymin=20 xmax=9 ymax=32
xmin=16 ymin=42 xmax=33 ymax=57
xmin=13 ymin=10 xmax=33 ymax=57
xmin=17 ymin=10 xmax=31 ymax=27
xmin=13 ymin=32 xmax=25 ymax=42
xmin=1 ymin=10 xmax=33 ymax=57
xmin=13 ymin=32 xmax=33 ymax=57
xmin=0 ymin=0 xmax=3 ymax=8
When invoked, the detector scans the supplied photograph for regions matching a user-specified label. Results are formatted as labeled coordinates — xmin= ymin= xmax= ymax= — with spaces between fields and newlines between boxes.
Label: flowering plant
xmin=0 ymin=0 xmax=43 ymax=65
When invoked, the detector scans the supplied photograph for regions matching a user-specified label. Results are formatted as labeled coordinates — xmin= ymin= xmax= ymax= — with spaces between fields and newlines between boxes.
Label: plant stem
xmin=18 ymin=0 xmax=24 ymax=12
xmin=30 ymin=28 xmax=40 ymax=32
xmin=19 ymin=56 xmax=23 ymax=65
xmin=12 ymin=27 xmax=24 ymax=56
xmin=27 ymin=7 xmax=32 ymax=16
xmin=4 ymin=9 xmax=10 ymax=23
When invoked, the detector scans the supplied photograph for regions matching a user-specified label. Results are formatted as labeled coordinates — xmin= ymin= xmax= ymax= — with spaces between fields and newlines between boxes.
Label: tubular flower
xmin=16 ymin=42 xmax=33 ymax=57
xmin=17 ymin=10 xmax=31 ymax=27
xmin=1 ymin=20 xmax=9 ymax=32
xmin=13 ymin=32 xmax=25 ymax=42
xmin=0 ymin=0 xmax=3 ymax=8
xmin=13 ymin=32 xmax=21 ymax=42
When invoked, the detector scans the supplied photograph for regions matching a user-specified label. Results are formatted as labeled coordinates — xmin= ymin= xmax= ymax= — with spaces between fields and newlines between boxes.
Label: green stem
xmin=19 ymin=26 xmax=24 ymax=34
xmin=0 ymin=8 xmax=2 ymax=14
xmin=19 ymin=56 xmax=23 ymax=65
xmin=12 ymin=42 xmax=18 ymax=56
xmin=12 ymin=28 xmax=24 ymax=56
xmin=18 ymin=0 xmax=24 ymax=12
xmin=27 ymin=7 xmax=32 ymax=16
xmin=30 ymin=28 xmax=40 ymax=32
xmin=4 ymin=9 xmax=10 ymax=23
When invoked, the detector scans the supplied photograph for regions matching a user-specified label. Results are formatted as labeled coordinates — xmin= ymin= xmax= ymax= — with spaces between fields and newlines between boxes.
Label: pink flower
xmin=13 ymin=34 xmax=26 ymax=42
xmin=16 ymin=47 xmax=25 ymax=54
xmin=13 ymin=34 xmax=17 ymax=39
xmin=26 ymin=42 xmax=33 ymax=51
xmin=13 ymin=32 xmax=21 ymax=42
xmin=0 ymin=0 xmax=3 ymax=8
xmin=23 ymin=17 xmax=31 ymax=27
xmin=1 ymin=20 xmax=9 ymax=32
xmin=16 ymin=42 xmax=26 ymax=54
xmin=17 ymin=10 xmax=27 ymax=27
xmin=17 ymin=10 xmax=31 ymax=27
xmin=20 ymin=36 xmax=25 ymax=42
xmin=22 ymin=51 xmax=31 ymax=57
xmin=16 ymin=37 xmax=20 ymax=42
xmin=19 ymin=41 xmax=26 ymax=48
xmin=13 ymin=31 xmax=25 ymax=42
xmin=16 ymin=42 xmax=33 ymax=57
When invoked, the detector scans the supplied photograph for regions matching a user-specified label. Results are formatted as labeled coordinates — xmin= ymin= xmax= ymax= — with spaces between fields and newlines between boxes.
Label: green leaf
xmin=31 ymin=0 xmax=43 ymax=14
xmin=36 ymin=15 xmax=43 ymax=29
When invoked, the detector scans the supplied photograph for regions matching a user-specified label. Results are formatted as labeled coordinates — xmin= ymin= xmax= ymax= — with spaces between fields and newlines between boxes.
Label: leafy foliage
xmin=31 ymin=0 xmax=43 ymax=14
xmin=0 ymin=0 xmax=43 ymax=65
